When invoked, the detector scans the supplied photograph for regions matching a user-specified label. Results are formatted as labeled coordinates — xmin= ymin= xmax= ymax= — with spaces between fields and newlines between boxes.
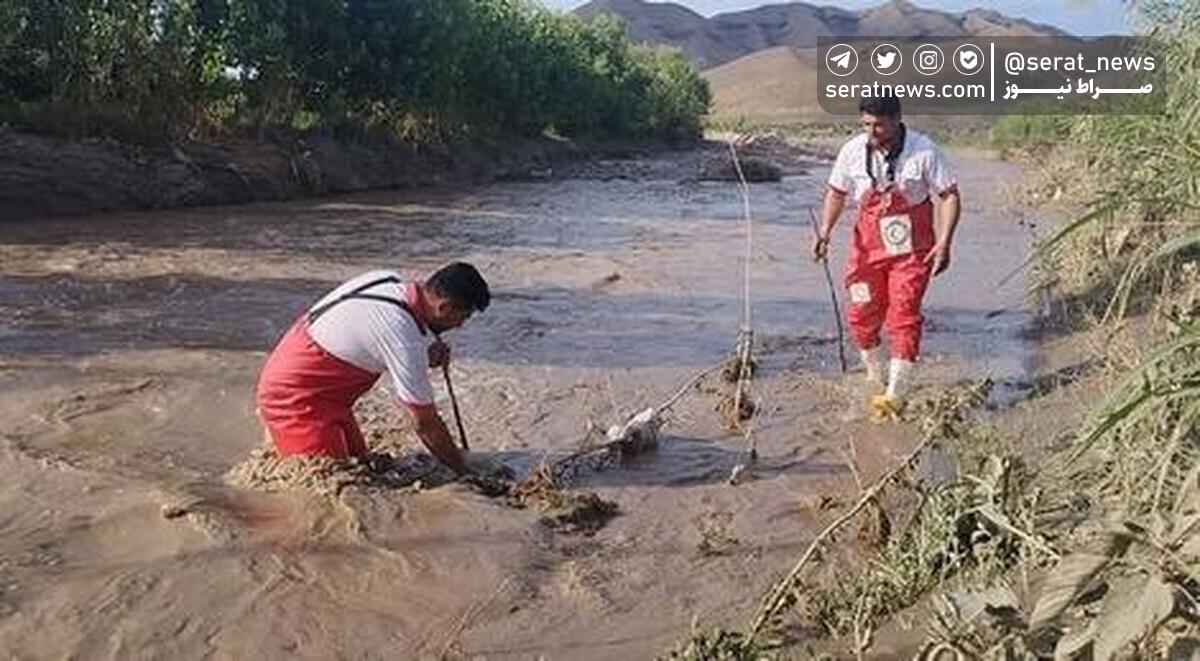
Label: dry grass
xmin=903 ymin=4 xmax=1200 ymax=655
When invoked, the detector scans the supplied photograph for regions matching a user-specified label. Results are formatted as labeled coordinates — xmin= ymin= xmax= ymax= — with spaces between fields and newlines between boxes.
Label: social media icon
xmin=913 ymin=44 xmax=944 ymax=75
xmin=953 ymin=43 xmax=985 ymax=75
xmin=826 ymin=44 xmax=858 ymax=76
xmin=871 ymin=44 xmax=902 ymax=75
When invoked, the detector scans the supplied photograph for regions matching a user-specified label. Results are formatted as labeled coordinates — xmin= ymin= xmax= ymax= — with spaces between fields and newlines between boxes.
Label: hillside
xmin=575 ymin=0 xmax=1068 ymax=69
xmin=702 ymin=46 xmax=825 ymax=123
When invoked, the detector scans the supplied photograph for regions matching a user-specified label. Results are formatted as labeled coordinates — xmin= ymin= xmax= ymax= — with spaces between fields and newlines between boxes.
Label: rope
xmin=727 ymin=138 xmax=754 ymax=333
xmin=657 ymin=362 xmax=723 ymax=414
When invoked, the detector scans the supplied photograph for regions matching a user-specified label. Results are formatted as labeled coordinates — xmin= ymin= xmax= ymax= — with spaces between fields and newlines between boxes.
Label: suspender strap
xmin=306 ymin=276 xmax=428 ymax=336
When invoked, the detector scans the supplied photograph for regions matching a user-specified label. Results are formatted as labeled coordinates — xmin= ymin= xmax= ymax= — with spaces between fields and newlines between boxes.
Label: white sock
xmin=887 ymin=359 xmax=916 ymax=399
xmin=861 ymin=346 xmax=885 ymax=387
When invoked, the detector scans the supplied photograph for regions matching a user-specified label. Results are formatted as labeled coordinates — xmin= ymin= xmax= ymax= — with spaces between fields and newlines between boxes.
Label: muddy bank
xmin=0 ymin=128 xmax=590 ymax=220
xmin=0 ymin=127 xmax=817 ymax=222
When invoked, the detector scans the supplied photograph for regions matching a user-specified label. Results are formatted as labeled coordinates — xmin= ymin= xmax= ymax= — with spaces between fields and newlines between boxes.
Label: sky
xmin=534 ymin=0 xmax=1135 ymax=37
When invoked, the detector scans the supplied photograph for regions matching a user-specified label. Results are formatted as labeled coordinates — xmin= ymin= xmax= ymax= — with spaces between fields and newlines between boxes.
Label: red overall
xmin=256 ymin=317 xmax=378 ymax=457
xmin=256 ymin=277 xmax=427 ymax=458
xmin=845 ymin=184 xmax=936 ymax=361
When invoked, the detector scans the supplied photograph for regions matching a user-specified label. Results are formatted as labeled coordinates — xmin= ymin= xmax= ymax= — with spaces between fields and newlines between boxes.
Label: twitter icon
xmin=871 ymin=44 xmax=902 ymax=75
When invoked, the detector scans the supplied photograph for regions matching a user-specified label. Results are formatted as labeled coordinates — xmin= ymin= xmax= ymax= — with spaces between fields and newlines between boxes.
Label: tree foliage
xmin=0 ymin=0 xmax=710 ymax=142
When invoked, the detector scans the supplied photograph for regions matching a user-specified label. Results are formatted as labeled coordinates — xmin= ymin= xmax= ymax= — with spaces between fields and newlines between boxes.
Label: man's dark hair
xmin=426 ymin=262 xmax=490 ymax=312
xmin=859 ymin=95 xmax=902 ymax=118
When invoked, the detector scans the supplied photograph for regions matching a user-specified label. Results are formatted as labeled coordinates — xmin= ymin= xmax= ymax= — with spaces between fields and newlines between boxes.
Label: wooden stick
xmin=731 ymin=328 xmax=754 ymax=432
xmin=442 ymin=365 xmax=469 ymax=451
xmin=435 ymin=334 xmax=469 ymax=451
xmin=727 ymin=136 xmax=757 ymax=433
xmin=809 ymin=207 xmax=848 ymax=373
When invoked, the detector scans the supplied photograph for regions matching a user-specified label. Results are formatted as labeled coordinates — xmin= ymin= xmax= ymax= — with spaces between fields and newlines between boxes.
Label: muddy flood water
xmin=0 ymin=146 xmax=1035 ymax=658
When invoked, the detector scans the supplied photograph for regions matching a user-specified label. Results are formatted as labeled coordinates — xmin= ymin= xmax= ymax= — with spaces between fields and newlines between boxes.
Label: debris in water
xmin=592 ymin=272 xmax=621 ymax=288
xmin=699 ymin=156 xmax=782 ymax=182
xmin=604 ymin=406 xmax=661 ymax=455
xmin=507 ymin=459 xmax=560 ymax=503
xmin=695 ymin=509 xmax=740 ymax=556
xmin=460 ymin=473 xmax=514 ymax=499
xmin=508 ymin=459 xmax=619 ymax=535
xmin=716 ymin=391 xmax=756 ymax=428
xmin=728 ymin=463 xmax=748 ymax=486
xmin=721 ymin=352 xmax=758 ymax=384
xmin=155 ymin=490 xmax=260 ymax=543
xmin=538 ymin=493 xmax=619 ymax=535
xmin=225 ymin=447 xmax=453 ymax=496
xmin=718 ymin=333 xmax=758 ymax=429
xmin=857 ymin=496 xmax=892 ymax=549
xmin=816 ymin=494 xmax=841 ymax=510
xmin=160 ymin=503 xmax=190 ymax=519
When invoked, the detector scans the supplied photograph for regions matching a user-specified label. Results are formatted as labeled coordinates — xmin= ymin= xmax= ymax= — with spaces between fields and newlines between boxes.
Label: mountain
xmin=573 ymin=0 xmax=1069 ymax=70
xmin=702 ymin=46 xmax=823 ymax=122
xmin=574 ymin=0 xmax=746 ymax=68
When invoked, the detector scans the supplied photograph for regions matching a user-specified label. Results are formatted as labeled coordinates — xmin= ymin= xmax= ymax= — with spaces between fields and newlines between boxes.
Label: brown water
xmin=0 ymin=147 xmax=1035 ymax=658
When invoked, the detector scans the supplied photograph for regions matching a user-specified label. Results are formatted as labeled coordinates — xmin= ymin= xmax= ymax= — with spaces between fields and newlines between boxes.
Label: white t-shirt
xmin=307 ymin=270 xmax=435 ymax=408
xmin=827 ymin=128 xmax=958 ymax=206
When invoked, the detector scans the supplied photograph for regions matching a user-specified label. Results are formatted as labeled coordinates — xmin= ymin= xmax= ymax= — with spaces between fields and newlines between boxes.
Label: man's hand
xmin=812 ymin=234 xmax=831 ymax=262
xmin=812 ymin=186 xmax=846 ymax=264
xmin=929 ymin=189 xmax=961 ymax=278
xmin=411 ymin=406 xmax=468 ymax=474
xmin=924 ymin=242 xmax=952 ymax=276
xmin=428 ymin=340 xmax=450 ymax=368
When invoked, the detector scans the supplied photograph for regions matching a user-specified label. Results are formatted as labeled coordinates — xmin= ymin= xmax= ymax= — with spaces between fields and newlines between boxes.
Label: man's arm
xmin=814 ymin=186 xmax=847 ymax=261
xmin=410 ymin=405 xmax=469 ymax=474
xmin=815 ymin=140 xmax=854 ymax=261
xmin=923 ymin=142 xmax=960 ymax=276
xmin=925 ymin=187 xmax=961 ymax=276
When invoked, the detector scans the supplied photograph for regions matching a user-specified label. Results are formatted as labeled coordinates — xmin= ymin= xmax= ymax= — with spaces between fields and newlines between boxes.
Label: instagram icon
xmin=914 ymin=44 xmax=944 ymax=75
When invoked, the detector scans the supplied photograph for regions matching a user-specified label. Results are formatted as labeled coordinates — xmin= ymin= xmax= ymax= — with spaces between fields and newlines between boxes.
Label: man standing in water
xmin=257 ymin=262 xmax=490 ymax=473
xmin=812 ymin=95 xmax=962 ymax=418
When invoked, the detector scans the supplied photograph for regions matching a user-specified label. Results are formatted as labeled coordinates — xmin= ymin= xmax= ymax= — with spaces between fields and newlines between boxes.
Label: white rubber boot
xmin=886 ymin=358 xmax=916 ymax=400
xmin=842 ymin=346 xmax=886 ymax=422
xmin=871 ymin=358 xmax=915 ymax=422
xmin=860 ymin=345 xmax=886 ymax=391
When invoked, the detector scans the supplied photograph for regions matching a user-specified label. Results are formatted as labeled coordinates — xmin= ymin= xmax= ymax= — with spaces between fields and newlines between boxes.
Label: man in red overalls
xmin=256 ymin=262 xmax=491 ymax=473
xmin=812 ymin=95 xmax=962 ymax=419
